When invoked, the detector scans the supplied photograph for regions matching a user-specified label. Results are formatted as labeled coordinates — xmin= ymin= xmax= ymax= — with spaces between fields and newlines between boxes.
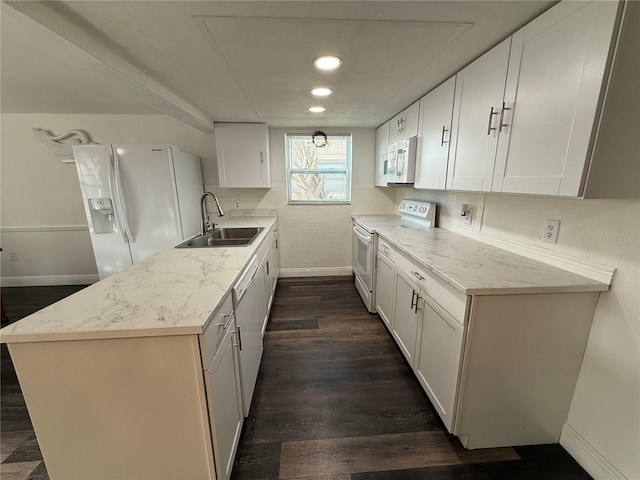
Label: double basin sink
xmin=176 ymin=227 xmax=264 ymax=248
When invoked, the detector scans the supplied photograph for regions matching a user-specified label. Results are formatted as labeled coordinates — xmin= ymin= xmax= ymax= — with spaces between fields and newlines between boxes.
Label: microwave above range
xmin=384 ymin=136 xmax=417 ymax=185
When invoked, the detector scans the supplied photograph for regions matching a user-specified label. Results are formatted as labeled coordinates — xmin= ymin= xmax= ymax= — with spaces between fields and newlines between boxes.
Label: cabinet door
xmin=270 ymin=227 xmax=280 ymax=291
xmin=375 ymin=252 xmax=395 ymax=330
xmin=492 ymin=1 xmax=620 ymax=196
xmin=260 ymin=253 xmax=271 ymax=334
xmin=389 ymin=101 xmax=420 ymax=144
xmin=205 ymin=325 xmax=243 ymax=480
xmin=447 ymin=38 xmax=511 ymax=192
xmin=375 ymin=122 xmax=390 ymax=187
xmin=415 ymin=296 xmax=464 ymax=433
xmin=389 ymin=111 xmax=405 ymax=144
xmin=215 ymin=123 xmax=270 ymax=188
xmin=401 ymin=101 xmax=420 ymax=140
xmin=392 ymin=270 xmax=420 ymax=366
xmin=415 ymin=76 xmax=456 ymax=190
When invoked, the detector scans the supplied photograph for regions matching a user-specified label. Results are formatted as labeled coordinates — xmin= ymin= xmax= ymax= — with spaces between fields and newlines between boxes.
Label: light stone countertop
xmin=354 ymin=215 xmax=608 ymax=296
xmin=0 ymin=217 xmax=278 ymax=344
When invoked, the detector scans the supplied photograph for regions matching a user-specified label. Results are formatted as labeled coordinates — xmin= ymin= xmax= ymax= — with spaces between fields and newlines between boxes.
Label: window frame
xmin=285 ymin=133 xmax=352 ymax=205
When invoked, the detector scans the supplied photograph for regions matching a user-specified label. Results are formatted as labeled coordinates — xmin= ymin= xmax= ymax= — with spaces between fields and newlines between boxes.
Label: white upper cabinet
xmin=375 ymin=121 xmax=390 ymax=187
xmin=389 ymin=101 xmax=420 ymax=144
xmin=215 ymin=123 xmax=271 ymax=188
xmin=415 ymin=76 xmax=456 ymax=190
xmin=492 ymin=1 xmax=621 ymax=196
xmin=447 ymin=38 xmax=511 ymax=192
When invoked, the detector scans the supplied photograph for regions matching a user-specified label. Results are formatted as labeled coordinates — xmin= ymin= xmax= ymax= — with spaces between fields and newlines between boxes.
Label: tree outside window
xmin=285 ymin=134 xmax=352 ymax=204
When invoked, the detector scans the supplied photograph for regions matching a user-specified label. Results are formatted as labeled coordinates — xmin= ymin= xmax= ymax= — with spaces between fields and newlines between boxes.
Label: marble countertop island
xmin=0 ymin=217 xmax=277 ymax=344
xmin=354 ymin=215 xmax=608 ymax=296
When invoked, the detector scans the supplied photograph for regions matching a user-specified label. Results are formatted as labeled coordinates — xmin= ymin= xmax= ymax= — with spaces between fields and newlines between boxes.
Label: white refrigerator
xmin=73 ymin=144 xmax=204 ymax=280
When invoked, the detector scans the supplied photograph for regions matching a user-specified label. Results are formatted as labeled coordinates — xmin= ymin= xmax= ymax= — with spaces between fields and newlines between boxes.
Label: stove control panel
xmin=398 ymin=200 xmax=435 ymax=219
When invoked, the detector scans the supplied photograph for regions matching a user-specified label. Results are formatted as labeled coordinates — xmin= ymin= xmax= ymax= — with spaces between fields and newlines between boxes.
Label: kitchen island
xmin=0 ymin=216 xmax=279 ymax=480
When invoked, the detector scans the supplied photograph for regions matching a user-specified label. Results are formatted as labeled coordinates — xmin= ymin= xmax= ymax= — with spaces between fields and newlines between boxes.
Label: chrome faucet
xmin=200 ymin=192 xmax=224 ymax=235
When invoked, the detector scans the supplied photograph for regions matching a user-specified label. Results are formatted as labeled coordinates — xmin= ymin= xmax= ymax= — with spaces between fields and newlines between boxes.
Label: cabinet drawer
xmin=377 ymin=237 xmax=396 ymax=263
xmin=202 ymin=293 xmax=234 ymax=368
xmin=395 ymin=252 xmax=467 ymax=323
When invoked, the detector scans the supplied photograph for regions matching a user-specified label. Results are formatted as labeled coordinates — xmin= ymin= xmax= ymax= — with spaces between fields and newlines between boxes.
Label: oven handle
xmin=353 ymin=225 xmax=373 ymax=244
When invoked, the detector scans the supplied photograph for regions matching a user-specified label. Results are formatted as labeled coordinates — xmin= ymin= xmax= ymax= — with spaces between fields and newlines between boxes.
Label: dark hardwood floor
xmin=232 ymin=277 xmax=593 ymax=480
xmin=0 ymin=278 xmax=593 ymax=480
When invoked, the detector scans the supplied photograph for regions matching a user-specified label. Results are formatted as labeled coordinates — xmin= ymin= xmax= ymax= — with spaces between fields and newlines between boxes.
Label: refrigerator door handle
xmin=107 ymin=152 xmax=128 ymax=243
xmin=111 ymin=151 xmax=134 ymax=243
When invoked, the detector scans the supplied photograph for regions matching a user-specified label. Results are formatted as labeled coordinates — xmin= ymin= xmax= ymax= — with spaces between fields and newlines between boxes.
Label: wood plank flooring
xmin=0 ymin=278 xmax=593 ymax=480
xmin=232 ymin=276 xmax=593 ymax=480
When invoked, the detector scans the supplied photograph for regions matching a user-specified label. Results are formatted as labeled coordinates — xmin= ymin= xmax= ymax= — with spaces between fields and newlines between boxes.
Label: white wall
xmin=1 ymin=116 xmax=395 ymax=283
xmin=393 ymin=187 xmax=640 ymax=480
xmin=206 ymin=127 xmax=396 ymax=275
xmin=0 ymin=113 xmax=217 ymax=285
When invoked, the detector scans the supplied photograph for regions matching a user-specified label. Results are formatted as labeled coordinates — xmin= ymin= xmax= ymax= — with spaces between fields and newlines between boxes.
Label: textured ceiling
xmin=1 ymin=1 xmax=556 ymax=130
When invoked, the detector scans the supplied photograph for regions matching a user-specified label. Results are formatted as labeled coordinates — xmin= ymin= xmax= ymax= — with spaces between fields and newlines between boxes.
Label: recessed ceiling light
xmin=311 ymin=87 xmax=333 ymax=97
xmin=309 ymin=106 xmax=326 ymax=113
xmin=313 ymin=56 xmax=342 ymax=71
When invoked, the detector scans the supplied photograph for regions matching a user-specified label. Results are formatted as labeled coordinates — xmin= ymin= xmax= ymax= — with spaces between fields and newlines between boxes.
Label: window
xmin=285 ymin=133 xmax=352 ymax=204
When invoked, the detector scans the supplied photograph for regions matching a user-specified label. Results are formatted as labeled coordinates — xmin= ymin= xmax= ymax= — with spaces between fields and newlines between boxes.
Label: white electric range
xmin=352 ymin=200 xmax=436 ymax=312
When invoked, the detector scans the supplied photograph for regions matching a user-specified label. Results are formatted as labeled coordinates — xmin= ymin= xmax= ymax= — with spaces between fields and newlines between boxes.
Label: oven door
xmin=352 ymin=224 xmax=374 ymax=291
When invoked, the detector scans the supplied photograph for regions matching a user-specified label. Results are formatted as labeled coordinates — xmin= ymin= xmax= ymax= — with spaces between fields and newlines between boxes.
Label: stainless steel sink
xmin=176 ymin=227 xmax=264 ymax=248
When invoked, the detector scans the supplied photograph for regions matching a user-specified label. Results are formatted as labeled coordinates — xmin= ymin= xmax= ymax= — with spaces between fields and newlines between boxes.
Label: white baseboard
xmin=279 ymin=267 xmax=353 ymax=278
xmin=1 ymin=275 xmax=99 ymax=287
xmin=560 ymin=423 xmax=628 ymax=480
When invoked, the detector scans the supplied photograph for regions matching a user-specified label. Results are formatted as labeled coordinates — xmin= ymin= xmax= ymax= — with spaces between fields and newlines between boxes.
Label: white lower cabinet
xmin=414 ymin=295 xmax=464 ymax=432
xmin=375 ymin=250 xmax=395 ymax=330
xmin=260 ymin=250 xmax=272 ymax=332
xmin=392 ymin=269 xmax=420 ymax=366
xmin=269 ymin=224 xmax=280 ymax=295
xmin=258 ymin=223 xmax=279 ymax=334
xmin=375 ymin=242 xmax=601 ymax=449
xmin=204 ymin=321 xmax=243 ymax=480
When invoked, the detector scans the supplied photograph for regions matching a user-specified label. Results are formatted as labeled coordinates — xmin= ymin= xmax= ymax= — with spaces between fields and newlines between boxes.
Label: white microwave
xmin=385 ymin=136 xmax=417 ymax=185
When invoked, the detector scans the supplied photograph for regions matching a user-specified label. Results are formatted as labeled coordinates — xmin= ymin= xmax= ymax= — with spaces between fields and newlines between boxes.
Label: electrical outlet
xmin=460 ymin=204 xmax=472 ymax=225
xmin=543 ymin=219 xmax=560 ymax=243
xmin=233 ymin=200 xmax=241 ymax=209
xmin=8 ymin=250 xmax=18 ymax=262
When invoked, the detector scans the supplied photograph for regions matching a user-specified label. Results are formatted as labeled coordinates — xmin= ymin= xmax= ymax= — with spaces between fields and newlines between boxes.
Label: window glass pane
xmin=286 ymin=133 xmax=351 ymax=204
xmin=288 ymin=136 xmax=349 ymax=170
xmin=289 ymin=173 xmax=348 ymax=202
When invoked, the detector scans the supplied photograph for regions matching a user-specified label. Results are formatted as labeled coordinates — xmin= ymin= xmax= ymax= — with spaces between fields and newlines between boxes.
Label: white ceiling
xmin=1 ymin=1 xmax=556 ymax=131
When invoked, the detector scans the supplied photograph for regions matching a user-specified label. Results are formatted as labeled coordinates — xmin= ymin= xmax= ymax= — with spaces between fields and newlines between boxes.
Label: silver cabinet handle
xmin=415 ymin=295 xmax=422 ymax=314
xmin=486 ymin=106 xmax=498 ymax=135
xmin=235 ymin=326 xmax=243 ymax=351
xmin=411 ymin=290 xmax=417 ymax=310
xmin=216 ymin=312 xmax=234 ymax=329
xmin=441 ymin=125 xmax=449 ymax=146
xmin=411 ymin=271 xmax=425 ymax=281
xmin=499 ymin=102 xmax=511 ymax=133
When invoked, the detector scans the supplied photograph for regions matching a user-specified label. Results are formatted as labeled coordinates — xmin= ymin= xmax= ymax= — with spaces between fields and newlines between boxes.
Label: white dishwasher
xmin=232 ymin=255 xmax=265 ymax=416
